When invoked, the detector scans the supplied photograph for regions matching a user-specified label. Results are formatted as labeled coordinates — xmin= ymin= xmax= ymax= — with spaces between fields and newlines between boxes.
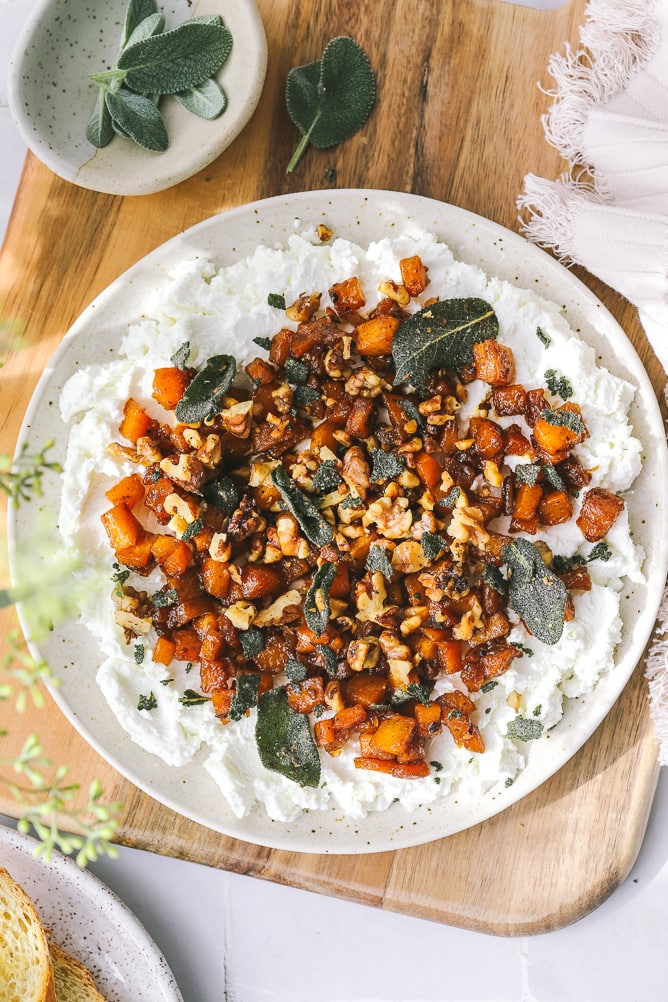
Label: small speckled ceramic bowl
xmin=7 ymin=0 xmax=267 ymax=195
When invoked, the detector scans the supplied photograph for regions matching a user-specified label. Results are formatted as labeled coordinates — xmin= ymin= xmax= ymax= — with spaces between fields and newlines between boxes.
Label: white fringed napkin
xmin=517 ymin=0 xmax=668 ymax=762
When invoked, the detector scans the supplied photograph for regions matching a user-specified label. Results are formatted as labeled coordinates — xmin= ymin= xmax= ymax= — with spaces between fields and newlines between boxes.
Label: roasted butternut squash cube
xmin=472 ymin=339 xmax=514 ymax=386
xmin=366 ymin=713 xmax=416 ymax=757
xmin=512 ymin=482 xmax=543 ymax=521
xmin=492 ymin=384 xmax=527 ymax=416
xmin=576 ymin=487 xmax=624 ymax=542
xmin=152 ymin=367 xmax=192 ymax=410
xmin=105 ymin=473 xmax=145 ymax=508
xmin=353 ymin=757 xmax=430 ymax=779
xmin=286 ymin=676 xmax=326 ymax=714
xmin=329 ymin=276 xmax=366 ymax=313
xmin=538 ymin=489 xmax=573 ymax=526
xmin=399 ymin=255 xmax=429 ymax=296
xmin=119 ymin=398 xmax=154 ymax=444
xmin=152 ymin=635 xmax=176 ymax=666
xmin=101 ymin=503 xmax=143 ymax=552
xmin=414 ymin=701 xmax=442 ymax=737
xmin=354 ymin=314 xmax=400 ymax=356
xmin=469 ymin=417 xmax=504 ymax=461
xmin=343 ymin=672 xmax=389 ymax=708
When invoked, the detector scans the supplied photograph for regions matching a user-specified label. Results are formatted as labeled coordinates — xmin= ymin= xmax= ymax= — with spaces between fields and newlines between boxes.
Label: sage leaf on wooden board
xmin=502 ymin=537 xmax=568 ymax=645
xmin=117 ymin=20 xmax=233 ymax=94
xmin=255 ymin=687 xmax=321 ymax=787
xmin=105 ymin=88 xmax=168 ymax=151
xmin=285 ymin=36 xmax=376 ymax=173
xmin=174 ymin=77 xmax=228 ymax=119
xmin=392 ymin=298 xmax=499 ymax=389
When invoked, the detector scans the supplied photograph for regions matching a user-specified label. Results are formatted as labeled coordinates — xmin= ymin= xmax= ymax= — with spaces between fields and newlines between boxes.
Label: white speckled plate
xmin=7 ymin=0 xmax=267 ymax=195
xmin=0 ymin=824 xmax=183 ymax=1001
xmin=8 ymin=190 xmax=668 ymax=853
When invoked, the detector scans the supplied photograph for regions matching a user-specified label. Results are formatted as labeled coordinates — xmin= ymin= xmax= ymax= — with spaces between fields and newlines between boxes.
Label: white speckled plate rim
xmin=0 ymin=824 xmax=183 ymax=1001
xmin=8 ymin=189 xmax=668 ymax=854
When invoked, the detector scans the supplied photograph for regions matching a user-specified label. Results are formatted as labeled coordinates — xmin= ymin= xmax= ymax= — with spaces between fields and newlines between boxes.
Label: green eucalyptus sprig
xmin=1 ymin=436 xmax=120 ymax=866
xmin=285 ymin=36 xmax=376 ymax=173
xmin=0 ymin=638 xmax=121 ymax=866
xmin=0 ymin=441 xmax=62 ymax=507
xmin=87 ymin=0 xmax=233 ymax=152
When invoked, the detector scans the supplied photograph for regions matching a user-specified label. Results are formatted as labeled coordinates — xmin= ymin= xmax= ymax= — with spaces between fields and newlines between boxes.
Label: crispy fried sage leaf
xmin=271 ymin=466 xmax=333 ymax=547
xmin=304 ymin=561 xmax=337 ymax=635
xmin=392 ymin=298 xmax=499 ymax=389
xmin=285 ymin=36 xmax=376 ymax=173
xmin=420 ymin=532 xmax=449 ymax=561
xmin=174 ymin=353 xmax=236 ymax=423
xmin=238 ymin=627 xmax=265 ymax=660
xmin=202 ymin=476 xmax=241 ymax=514
xmin=507 ymin=716 xmax=544 ymax=741
xmin=502 ymin=538 xmax=567 ymax=645
xmin=370 ymin=448 xmax=404 ymax=483
xmin=366 ymin=543 xmax=393 ymax=582
xmin=230 ymin=673 xmax=260 ymax=721
xmin=255 ymin=687 xmax=321 ymax=787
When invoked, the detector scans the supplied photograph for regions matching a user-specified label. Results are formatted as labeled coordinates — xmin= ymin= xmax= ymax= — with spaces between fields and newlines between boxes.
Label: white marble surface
xmin=2 ymin=1 xmax=667 ymax=999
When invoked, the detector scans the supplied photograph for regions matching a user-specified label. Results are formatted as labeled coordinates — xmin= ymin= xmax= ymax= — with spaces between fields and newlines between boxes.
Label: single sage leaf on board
xmin=255 ymin=687 xmax=321 ymax=787
xmin=285 ymin=36 xmax=376 ymax=172
xmin=270 ymin=466 xmax=333 ymax=547
xmin=174 ymin=354 xmax=236 ymax=423
xmin=118 ymin=19 xmax=233 ymax=94
xmin=174 ymin=77 xmax=228 ymax=119
xmin=502 ymin=537 xmax=567 ymax=645
xmin=392 ymin=298 xmax=499 ymax=388
xmin=303 ymin=561 xmax=337 ymax=635
xmin=105 ymin=88 xmax=169 ymax=151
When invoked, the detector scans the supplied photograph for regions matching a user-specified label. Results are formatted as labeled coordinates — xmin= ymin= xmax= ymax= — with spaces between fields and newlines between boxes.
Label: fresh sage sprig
xmin=285 ymin=36 xmax=376 ymax=173
xmin=87 ymin=0 xmax=233 ymax=153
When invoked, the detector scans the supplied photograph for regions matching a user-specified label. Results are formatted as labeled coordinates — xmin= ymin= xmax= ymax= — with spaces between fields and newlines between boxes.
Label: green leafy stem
xmin=0 ymin=634 xmax=121 ymax=866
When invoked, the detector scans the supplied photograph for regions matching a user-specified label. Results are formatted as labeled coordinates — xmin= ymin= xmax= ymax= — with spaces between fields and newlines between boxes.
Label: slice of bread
xmin=49 ymin=943 xmax=107 ymax=1002
xmin=0 ymin=866 xmax=56 ymax=1002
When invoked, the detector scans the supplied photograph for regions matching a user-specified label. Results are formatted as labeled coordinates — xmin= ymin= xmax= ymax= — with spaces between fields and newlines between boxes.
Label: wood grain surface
xmin=0 ymin=0 xmax=664 ymax=935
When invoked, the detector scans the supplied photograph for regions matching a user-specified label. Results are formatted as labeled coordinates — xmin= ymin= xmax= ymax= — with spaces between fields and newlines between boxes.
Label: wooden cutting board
xmin=1 ymin=0 xmax=665 ymax=935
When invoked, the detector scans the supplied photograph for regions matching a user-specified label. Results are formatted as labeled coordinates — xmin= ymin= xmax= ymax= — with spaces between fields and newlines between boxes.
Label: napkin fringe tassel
xmin=517 ymin=173 xmax=606 ymax=261
xmin=645 ymin=585 xmax=668 ymax=766
xmin=540 ymin=0 xmax=659 ymax=175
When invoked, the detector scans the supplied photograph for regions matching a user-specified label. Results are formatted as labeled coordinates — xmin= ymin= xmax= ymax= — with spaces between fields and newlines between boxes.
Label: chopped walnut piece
xmin=341 ymin=445 xmax=371 ymax=501
xmin=363 ymin=495 xmax=413 ymax=540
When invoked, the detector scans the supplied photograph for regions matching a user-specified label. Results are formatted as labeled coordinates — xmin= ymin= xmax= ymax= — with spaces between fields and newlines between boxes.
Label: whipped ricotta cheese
xmin=58 ymin=230 xmax=645 ymax=822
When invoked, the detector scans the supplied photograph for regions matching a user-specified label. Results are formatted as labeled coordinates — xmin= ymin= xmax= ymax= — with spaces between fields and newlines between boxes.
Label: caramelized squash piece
xmin=576 ymin=487 xmax=624 ymax=542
